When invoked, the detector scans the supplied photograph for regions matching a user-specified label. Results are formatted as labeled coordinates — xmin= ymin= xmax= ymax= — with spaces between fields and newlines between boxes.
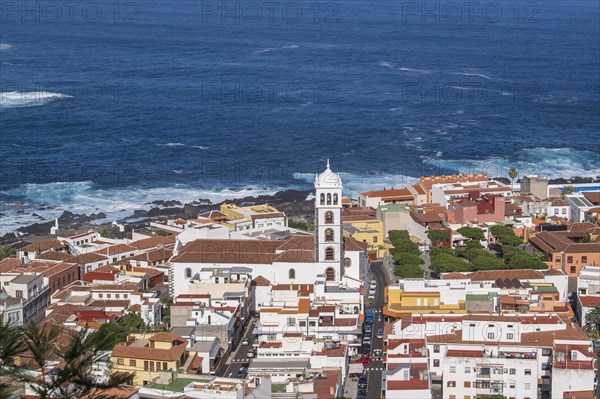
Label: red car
xmin=354 ymin=355 xmax=371 ymax=364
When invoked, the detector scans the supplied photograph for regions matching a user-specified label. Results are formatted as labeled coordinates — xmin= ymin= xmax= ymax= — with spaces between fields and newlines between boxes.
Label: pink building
xmin=448 ymin=192 xmax=506 ymax=224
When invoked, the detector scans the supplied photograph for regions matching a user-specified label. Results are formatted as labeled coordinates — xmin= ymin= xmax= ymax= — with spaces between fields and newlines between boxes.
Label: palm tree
xmin=0 ymin=314 xmax=26 ymax=397
xmin=508 ymin=167 xmax=518 ymax=193
xmin=0 ymin=244 xmax=16 ymax=261
xmin=584 ymin=302 xmax=600 ymax=338
xmin=10 ymin=323 xmax=134 ymax=399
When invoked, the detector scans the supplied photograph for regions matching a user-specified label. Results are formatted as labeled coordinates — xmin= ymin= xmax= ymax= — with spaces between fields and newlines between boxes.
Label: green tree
xmin=395 ymin=264 xmax=425 ymax=278
xmin=0 ymin=314 xmax=26 ymax=397
xmin=0 ymin=245 xmax=16 ymax=261
xmin=584 ymin=302 xmax=600 ymax=338
xmin=457 ymin=226 xmax=485 ymax=242
xmin=99 ymin=228 xmax=115 ymax=239
xmin=155 ymin=230 xmax=169 ymax=237
xmin=430 ymin=251 xmax=471 ymax=274
xmin=561 ymin=185 xmax=576 ymax=197
xmin=94 ymin=313 xmax=147 ymax=350
xmin=508 ymin=167 xmax=518 ymax=193
xmin=6 ymin=322 xmax=133 ymax=399
xmin=427 ymin=230 xmax=449 ymax=248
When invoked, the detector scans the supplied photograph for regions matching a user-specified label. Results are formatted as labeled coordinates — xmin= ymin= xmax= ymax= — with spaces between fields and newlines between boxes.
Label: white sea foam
xmin=293 ymin=171 xmax=418 ymax=198
xmin=253 ymin=45 xmax=299 ymax=55
xmin=398 ymin=67 xmax=430 ymax=74
xmin=157 ymin=142 xmax=186 ymax=147
xmin=0 ymin=91 xmax=72 ymax=108
xmin=451 ymin=71 xmax=492 ymax=80
xmin=377 ymin=61 xmax=394 ymax=68
xmin=193 ymin=145 xmax=210 ymax=150
xmin=0 ymin=181 xmax=283 ymax=235
xmin=0 ymin=43 xmax=13 ymax=51
xmin=425 ymin=147 xmax=600 ymax=180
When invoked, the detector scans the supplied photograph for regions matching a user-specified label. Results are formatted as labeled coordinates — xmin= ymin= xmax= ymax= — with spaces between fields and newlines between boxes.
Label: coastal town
xmin=1 ymin=162 xmax=599 ymax=399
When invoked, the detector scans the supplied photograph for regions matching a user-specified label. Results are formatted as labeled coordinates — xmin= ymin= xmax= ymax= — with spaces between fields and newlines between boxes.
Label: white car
xmin=370 ymin=281 xmax=377 ymax=289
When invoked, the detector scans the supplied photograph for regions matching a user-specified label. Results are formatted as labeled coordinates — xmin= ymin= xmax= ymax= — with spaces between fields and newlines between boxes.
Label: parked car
xmin=358 ymin=375 xmax=367 ymax=388
xmin=241 ymin=339 xmax=249 ymax=345
xmin=357 ymin=389 xmax=367 ymax=399
xmin=364 ymin=324 xmax=372 ymax=334
xmin=370 ymin=281 xmax=377 ymax=289
xmin=247 ymin=349 xmax=255 ymax=358
xmin=376 ymin=328 xmax=384 ymax=339
xmin=354 ymin=355 xmax=371 ymax=364
xmin=363 ymin=336 xmax=371 ymax=344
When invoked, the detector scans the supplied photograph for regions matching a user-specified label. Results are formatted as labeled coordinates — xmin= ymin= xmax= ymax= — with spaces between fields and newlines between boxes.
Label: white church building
xmin=169 ymin=162 xmax=370 ymax=297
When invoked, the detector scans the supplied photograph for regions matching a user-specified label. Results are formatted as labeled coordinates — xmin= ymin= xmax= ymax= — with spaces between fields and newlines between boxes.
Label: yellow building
xmin=384 ymin=286 xmax=467 ymax=319
xmin=342 ymin=218 xmax=389 ymax=259
xmin=111 ymin=332 xmax=188 ymax=386
xmin=219 ymin=203 xmax=287 ymax=231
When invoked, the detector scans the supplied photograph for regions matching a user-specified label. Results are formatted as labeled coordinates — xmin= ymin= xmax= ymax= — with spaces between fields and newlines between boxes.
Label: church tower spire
xmin=314 ymin=160 xmax=343 ymax=281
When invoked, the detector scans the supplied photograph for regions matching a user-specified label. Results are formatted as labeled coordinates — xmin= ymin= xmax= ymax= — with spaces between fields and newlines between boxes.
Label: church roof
xmin=344 ymin=236 xmax=368 ymax=252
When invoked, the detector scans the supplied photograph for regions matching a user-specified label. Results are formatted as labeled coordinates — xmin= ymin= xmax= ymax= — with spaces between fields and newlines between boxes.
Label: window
xmin=156 ymin=362 xmax=161 ymax=371
xmin=333 ymin=193 xmax=338 ymax=205
xmin=15 ymin=290 xmax=23 ymax=298
xmin=509 ymin=368 xmax=516 ymax=374
xmin=464 ymin=381 xmax=471 ymax=388
xmin=325 ymin=228 xmax=334 ymax=242
xmin=117 ymin=358 xmax=124 ymax=365
xmin=185 ymin=268 xmax=192 ymax=278
xmin=99 ymin=293 xmax=103 ymax=298
xmin=287 ymin=317 xmax=296 ymax=327
xmin=299 ymin=321 xmax=306 ymax=327
xmin=289 ymin=269 xmax=296 ymax=279
xmin=449 ymin=366 xmax=456 ymax=373
xmin=524 ymin=369 xmax=531 ymax=375
xmin=373 ymin=236 xmax=378 ymax=243
xmin=555 ymin=256 xmax=561 ymax=262
xmin=582 ymin=256 xmax=588 ymax=263
xmin=163 ymin=362 xmax=167 ymax=370
xmin=554 ymin=208 xmax=559 ymax=215
xmin=150 ymin=362 xmax=154 ymax=372
xmin=542 ymin=348 xmax=552 ymax=356
xmin=562 ymin=208 xmax=567 ymax=214
xmin=325 ymin=211 xmax=334 ymax=224
xmin=487 ymin=332 xmax=495 ymax=339
xmin=129 ymin=359 xmax=136 ymax=367
xmin=327 ymin=193 xmax=332 ymax=205
xmin=344 ymin=257 xmax=351 ymax=268
xmin=570 ymin=266 xmax=576 ymax=274
xmin=464 ymin=367 xmax=470 ymax=373
xmin=320 ymin=193 xmax=325 ymax=205
xmin=524 ymin=383 xmax=531 ymax=389
xmin=433 ymin=345 xmax=440 ymax=353
xmin=507 ymin=333 xmax=514 ymax=339
xmin=509 ymin=382 xmax=516 ymax=388
xmin=447 ymin=381 xmax=456 ymax=387
xmin=567 ymin=256 xmax=573 ymax=263
xmin=144 ymin=361 xmax=149 ymax=371
xmin=325 ymin=267 xmax=336 ymax=281
xmin=433 ymin=359 xmax=440 ymax=367
xmin=325 ymin=247 xmax=335 ymax=261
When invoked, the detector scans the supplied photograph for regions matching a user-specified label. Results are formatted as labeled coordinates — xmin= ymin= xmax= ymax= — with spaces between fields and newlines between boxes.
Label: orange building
xmin=529 ymin=223 xmax=600 ymax=276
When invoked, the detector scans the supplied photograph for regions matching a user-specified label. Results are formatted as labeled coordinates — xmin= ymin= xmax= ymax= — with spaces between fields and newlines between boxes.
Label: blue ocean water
xmin=0 ymin=0 xmax=599 ymax=232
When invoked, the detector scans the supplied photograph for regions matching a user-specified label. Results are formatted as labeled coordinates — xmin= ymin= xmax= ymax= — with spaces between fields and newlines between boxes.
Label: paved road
xmin=366 ymin=261 xmax=388 ymax=399
xmin=221 ymin=318 xmax=256 ymax=378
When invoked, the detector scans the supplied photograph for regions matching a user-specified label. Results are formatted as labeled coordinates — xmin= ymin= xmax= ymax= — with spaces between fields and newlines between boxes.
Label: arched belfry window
xmin=325 ymin=247 xmax=335 ymax=260
xmin=333 ymin=194 xmax=338 ymax=205
xmin=325 ymin=211 xmax=334 ymax=224
xmin=327 ymin=193 xmax=332 ymax=205
xmin=320 ymin=193 xmax=325 ymax=205
xmin=289 ymin=269 xmax=296 ymax=279
xmin=325 ymin=228 xmax=334 ymax=242
xmin=325 ymin=267 xmax=336 ymax=281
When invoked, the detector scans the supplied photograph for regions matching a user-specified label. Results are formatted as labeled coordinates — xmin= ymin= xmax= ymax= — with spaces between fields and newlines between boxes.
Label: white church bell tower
xmin=314 ymin=160 xmax=343 ymax=281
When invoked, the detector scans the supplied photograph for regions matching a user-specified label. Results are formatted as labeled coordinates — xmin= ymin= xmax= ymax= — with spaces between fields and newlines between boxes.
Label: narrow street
xmin=365 ymin=261 xmax=389 ymax=399
xmin=220 ymin=318 xmax=256 ymax=378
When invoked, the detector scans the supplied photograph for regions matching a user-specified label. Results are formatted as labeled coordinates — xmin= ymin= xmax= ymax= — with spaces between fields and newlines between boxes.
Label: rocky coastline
xmin=0 ymin=189 xmax=314 ymax=244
